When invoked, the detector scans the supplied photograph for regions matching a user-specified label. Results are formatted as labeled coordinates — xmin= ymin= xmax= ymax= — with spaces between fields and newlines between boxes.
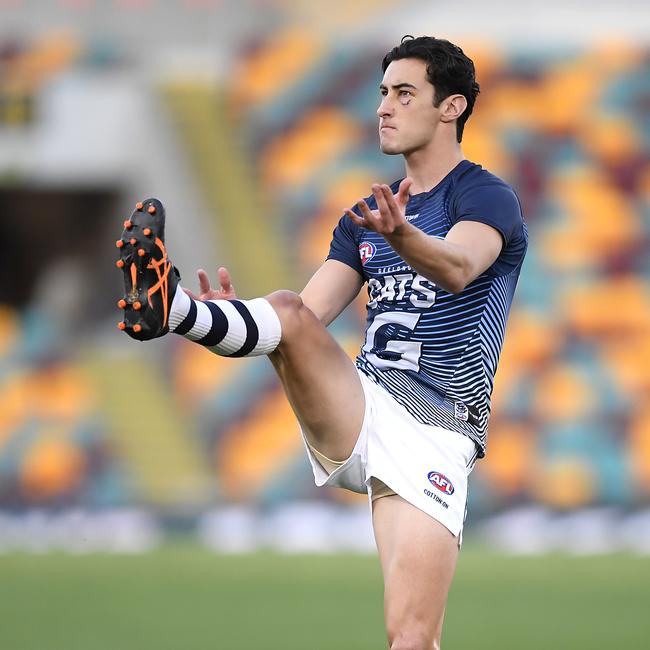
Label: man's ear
xmin=440 ymin=94 xmax=467 ymax=123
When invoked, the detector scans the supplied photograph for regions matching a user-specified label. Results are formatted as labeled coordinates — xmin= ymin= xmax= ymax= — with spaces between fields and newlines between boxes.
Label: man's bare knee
xmin=266 ymin=290 xmax=321 ymax=345
xmin=266 ymin=290 xmax=305 ymax=334
xmin=266 ymin=289 xmax=303 ymax=315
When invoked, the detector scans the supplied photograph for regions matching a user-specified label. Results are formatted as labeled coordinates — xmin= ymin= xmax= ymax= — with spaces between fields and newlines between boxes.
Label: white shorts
xmin=302 ymin=371 xmax=478 ymax=537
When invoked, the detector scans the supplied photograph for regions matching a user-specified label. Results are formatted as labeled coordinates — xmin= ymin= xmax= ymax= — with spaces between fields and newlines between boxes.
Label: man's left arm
xmin=346 ymin=180 xmax=503 ymax=294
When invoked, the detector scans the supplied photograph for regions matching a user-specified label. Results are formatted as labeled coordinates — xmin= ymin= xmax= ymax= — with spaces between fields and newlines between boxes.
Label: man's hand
xmin=345 ymin=178 xmax=413 ymax=235
xmin=343 ymin=176 xmax=503 ymax=294
xmin=184 ymin=266 xmax=237 ymax=301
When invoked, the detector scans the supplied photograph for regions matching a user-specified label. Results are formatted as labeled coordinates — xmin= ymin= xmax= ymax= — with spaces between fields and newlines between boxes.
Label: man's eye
xmin=399 ymin=90 xmax=411 ymax=97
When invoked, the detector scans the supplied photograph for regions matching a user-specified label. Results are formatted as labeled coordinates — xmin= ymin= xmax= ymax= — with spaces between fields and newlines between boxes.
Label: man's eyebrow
xmin=379 ymin=82 xmax=419 ymax=91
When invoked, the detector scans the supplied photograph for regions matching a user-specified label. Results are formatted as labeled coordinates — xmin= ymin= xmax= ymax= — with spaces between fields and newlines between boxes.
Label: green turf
xmin=445 ymin=551 xmax=650 ymax=649
xmin=0 ymin=546 xmax=648 ymax=649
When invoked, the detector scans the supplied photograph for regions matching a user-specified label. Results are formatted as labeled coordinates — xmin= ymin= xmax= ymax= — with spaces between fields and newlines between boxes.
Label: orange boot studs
xmin=116 ymin=198 xmax=174 ymax=339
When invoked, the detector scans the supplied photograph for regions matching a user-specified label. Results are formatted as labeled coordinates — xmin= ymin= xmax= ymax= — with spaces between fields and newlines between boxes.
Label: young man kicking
xmin=115 ymin=36 xmax=527 ymax=649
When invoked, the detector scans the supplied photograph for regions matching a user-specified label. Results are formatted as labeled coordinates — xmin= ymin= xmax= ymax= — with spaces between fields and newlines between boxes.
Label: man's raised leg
xmin=265 ymin=290 xmax=366 ymax=461
xmin=116 ymin=199 xmax=366 ymax=462
xmin=172 ymin=286 xmax=366 ymax=462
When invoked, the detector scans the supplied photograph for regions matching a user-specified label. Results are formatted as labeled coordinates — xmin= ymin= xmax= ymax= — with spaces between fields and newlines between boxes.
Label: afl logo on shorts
xmin=428 ymin=471 xmax=455 ymax=496
xmin=359 ymin=242 xmax=376 ymax=265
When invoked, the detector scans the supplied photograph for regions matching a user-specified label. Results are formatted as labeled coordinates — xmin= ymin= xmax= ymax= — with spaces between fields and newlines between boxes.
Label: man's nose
xmin=377 ymin=98 xmax=393 ymax=118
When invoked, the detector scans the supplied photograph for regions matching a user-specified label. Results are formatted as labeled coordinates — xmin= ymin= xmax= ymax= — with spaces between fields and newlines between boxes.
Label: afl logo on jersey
xmin=359 ymin=242 xmax=376 ymax=265
xmin=427 ymin=471 xmax=455 ymax=496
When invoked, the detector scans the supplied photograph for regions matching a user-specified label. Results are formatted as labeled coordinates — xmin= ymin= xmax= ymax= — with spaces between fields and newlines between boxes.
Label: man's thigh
xmin=266 ymin=291 xmax=365 ymax=462
xmin=372 ymin=494 xmax=459 ymax=649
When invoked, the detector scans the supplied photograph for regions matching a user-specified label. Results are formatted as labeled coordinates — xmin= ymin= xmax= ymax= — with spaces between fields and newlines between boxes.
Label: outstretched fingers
xmin=344 ymin=199 xmax=374 ymax=229
xmin=372 ymin=183 xmax=389 ymax=215
xmin=218 ymin=266 xmax=233 ymax=294
xmin=182 ymin=267 xmax=237 ymax=301
xmin=396 ymin=177 xmax=413 ymax=206
xmin=344 ymin=179 xmax=412 ymax=235
xmin=379 ymin=183 xmax=411 ymax=225
xmin=197 ymin=269 xmax=212 ymax=296
xmin=344 ymin=207 xmax=363 ymax=227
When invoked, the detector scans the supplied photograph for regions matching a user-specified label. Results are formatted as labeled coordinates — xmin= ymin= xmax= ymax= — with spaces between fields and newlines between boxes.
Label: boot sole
xmin=115 ymin=198 xmax=176 ymax=341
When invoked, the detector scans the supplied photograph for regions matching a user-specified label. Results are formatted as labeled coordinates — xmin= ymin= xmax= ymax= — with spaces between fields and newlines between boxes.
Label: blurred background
xmin=1 ymin=1 xmax=650 ymax=648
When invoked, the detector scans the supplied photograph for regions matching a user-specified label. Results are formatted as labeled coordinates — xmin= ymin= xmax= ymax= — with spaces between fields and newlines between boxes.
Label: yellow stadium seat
xmin=230 ymin=28 xmax=324 ymax=107
xmin=561 ymin=276 xmax=650 ymax=337
xmin=217 ymin=387 xmax=301 ymax=499
xmin=261 ymin=107 xmax=362 ymax=188
xmin=531 ymin=363 xmax=595 ymax=422
xmin=629 ymin=408 xmax=650 ymax=492
xmin=479 ymin=421 xmax=536 ymax=495
xmin=532 ymin=458 xmax=596 ymax=509
xmin=578 ymin=114 xmax=642 ymax=167
xmin=462 ymin=120 xmax=513 ymax=177
xmin=480 ymin=82 xmax=546 ymax=130
xmin=538 ymin=58 xmax=600 ymax=132
xmin=491 ymin=309 xmax=561 ymax=413
xmin=174 ymin=341 xmax=239 ymax=407
xmin=589 ymin=40 xmax=645 ymax=75
xmin=602 ymin=336 xmax=650 ymax=398
xmin=20 ymin=430 xmax=85 ymax=500
xmin=30 ymin=364 xmax=96 ymax=422
xmin=2 ymin=31 xmax=80 ymax=96
xmin=0 ymin=373 xmax=31 ymax=447
xmin=541 ymin=167 xmax=640 ymax=270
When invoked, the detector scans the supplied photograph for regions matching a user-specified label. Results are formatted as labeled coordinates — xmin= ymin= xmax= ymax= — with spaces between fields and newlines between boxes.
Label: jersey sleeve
xmin=326 ymin=213 xmax=363 ymax=276
xmin=450 ymin=175 xmax=527 ymax=275
xmin=451 ymin=181 xmax=521 ymax=243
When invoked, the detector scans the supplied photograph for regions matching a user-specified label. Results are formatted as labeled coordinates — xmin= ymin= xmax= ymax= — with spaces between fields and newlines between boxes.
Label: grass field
xmin=1 ymin=545 xmax=648 ymax=649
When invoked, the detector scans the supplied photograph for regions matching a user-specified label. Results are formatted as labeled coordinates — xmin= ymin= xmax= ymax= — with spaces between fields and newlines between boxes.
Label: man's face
xmin=377 ymin=58 xmax=439 ymax=155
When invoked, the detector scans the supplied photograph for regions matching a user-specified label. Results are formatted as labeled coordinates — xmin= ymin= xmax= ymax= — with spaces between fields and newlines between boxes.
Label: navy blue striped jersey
xmin=327 ymin=160 xmax=527 ymax=457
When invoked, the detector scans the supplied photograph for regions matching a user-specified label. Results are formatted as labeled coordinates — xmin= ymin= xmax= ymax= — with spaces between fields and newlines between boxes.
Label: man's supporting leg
xmin=372 ymin=494 xmax=459 ymax=650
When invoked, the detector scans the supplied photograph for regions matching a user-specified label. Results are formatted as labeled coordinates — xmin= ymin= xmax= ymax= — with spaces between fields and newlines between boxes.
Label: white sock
xmin=168 ymin=286 xmax=281 ymax=357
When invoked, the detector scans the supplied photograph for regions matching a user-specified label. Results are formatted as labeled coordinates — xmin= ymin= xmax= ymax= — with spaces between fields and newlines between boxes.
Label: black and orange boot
xmin=115 ymin=198 xmax=180 ymax=341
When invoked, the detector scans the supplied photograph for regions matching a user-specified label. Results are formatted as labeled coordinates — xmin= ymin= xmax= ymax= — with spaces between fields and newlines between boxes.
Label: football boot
xmin=115 ymin=198 xmax=180 ymax=340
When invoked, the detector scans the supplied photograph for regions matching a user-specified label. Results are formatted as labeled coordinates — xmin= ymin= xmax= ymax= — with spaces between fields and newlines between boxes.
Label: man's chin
xmin=379 ymin=142 xmax=403 ymax=155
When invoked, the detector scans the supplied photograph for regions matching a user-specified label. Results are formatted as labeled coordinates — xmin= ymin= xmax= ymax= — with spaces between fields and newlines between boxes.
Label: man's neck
xmin=404 ymin=144 xmax=465 ymax=195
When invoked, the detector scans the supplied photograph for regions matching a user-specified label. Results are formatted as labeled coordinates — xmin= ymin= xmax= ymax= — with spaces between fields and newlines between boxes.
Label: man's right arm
xmin=300 ymin=259 xmax=364 ymax=327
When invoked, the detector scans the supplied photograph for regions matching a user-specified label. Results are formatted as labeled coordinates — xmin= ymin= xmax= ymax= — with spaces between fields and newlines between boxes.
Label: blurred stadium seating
xmin=1 ymin=13 xmax=649 ymax=547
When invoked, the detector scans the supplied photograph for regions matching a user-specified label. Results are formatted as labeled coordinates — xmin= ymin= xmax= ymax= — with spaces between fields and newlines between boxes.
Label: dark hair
xmin=382 ymin=35 xmax=480 ymax=143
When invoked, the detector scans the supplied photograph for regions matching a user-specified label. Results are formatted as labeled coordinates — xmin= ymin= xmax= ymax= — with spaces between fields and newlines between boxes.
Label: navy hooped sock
xmin=168 ymin=285 xmax=282 ymax=357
